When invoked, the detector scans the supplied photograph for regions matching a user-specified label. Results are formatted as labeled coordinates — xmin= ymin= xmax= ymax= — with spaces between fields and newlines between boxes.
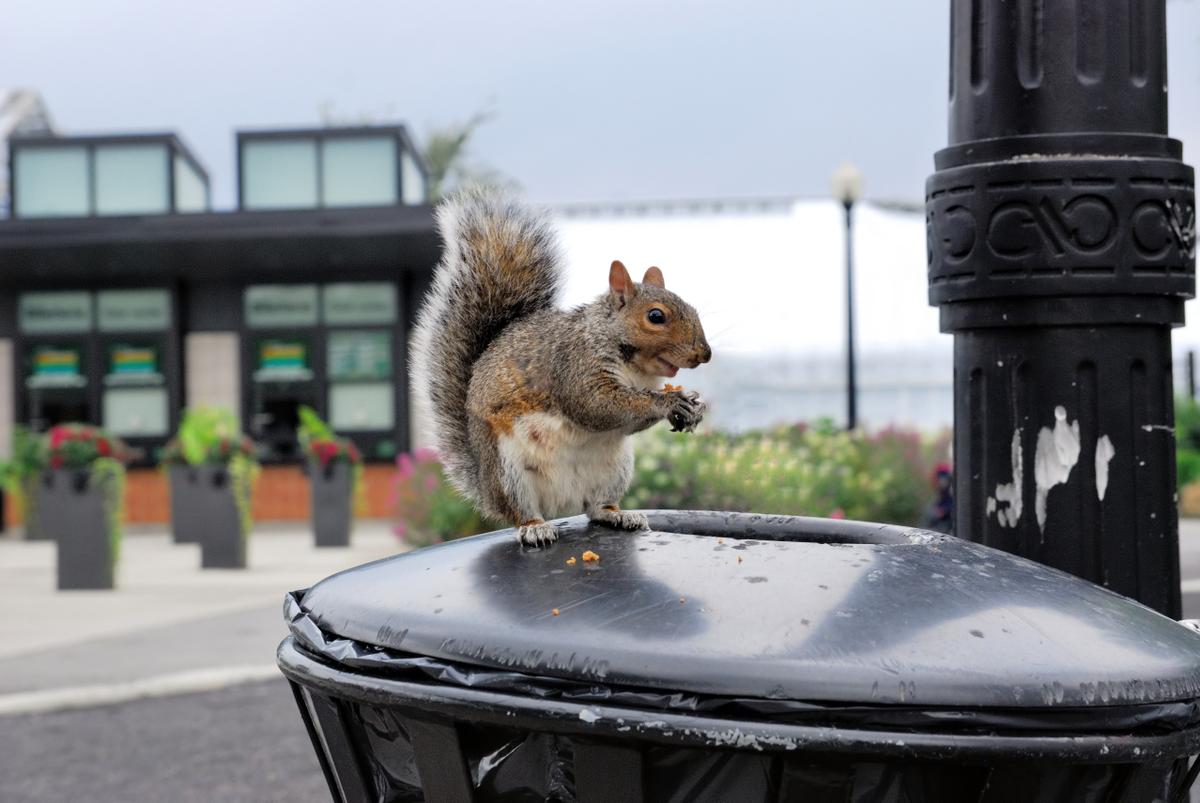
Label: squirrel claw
xmin=668 ymin=391 xmax=706 ymax=433
xmin=590 ymin=508 xmax=649 ymax=531
xmin=517 ymin=522 xmax=559 ymax=547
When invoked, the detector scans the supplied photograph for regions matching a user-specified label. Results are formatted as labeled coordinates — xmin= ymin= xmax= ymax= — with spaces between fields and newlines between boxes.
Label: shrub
xmin=624 ymin=420 xmax=949 ymax=526
xmin=161 ymin=407 xmax=256 ymax=466
xmin=391 ymin=448 xmax=493 ymax=547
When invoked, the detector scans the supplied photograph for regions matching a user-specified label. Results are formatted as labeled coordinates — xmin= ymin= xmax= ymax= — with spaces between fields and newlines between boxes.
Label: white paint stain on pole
xmin=1095 ymin=435 xmax=1115 ymax=501
xmin=1034 ymin=406 xmax=1081 ymax=531
xmin=989 ymin=429 xmax=1023 ymax=528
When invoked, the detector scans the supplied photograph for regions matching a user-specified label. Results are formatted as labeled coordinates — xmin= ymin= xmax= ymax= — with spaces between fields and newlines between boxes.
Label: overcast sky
xmin=5 ymin=1 xmax=1198 ymax=210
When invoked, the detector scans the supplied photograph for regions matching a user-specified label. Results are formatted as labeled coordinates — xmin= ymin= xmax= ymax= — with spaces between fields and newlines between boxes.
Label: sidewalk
xmin=0 ymin=520 xmax=406 ymax=703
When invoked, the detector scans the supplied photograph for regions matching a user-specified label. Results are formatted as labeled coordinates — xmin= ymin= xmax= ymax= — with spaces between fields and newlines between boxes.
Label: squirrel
xmin=410 ymin=188 xmax=711 ymax=547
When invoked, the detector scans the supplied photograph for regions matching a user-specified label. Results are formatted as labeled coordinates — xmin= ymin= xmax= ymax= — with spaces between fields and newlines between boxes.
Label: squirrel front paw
xmin=517 ymin=521 xmax=559 ymax=547
xmin=667 ymin=391 xmax=706 ymax=433
xmin=590 ymin=506 xmax=649 ymax=531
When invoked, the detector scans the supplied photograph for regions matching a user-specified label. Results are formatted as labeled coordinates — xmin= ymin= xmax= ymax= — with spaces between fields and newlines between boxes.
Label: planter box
xmin=309 ymin=461 xmax=352 ymax=548
xmin=38 ymin=469 xmax=119 ymax=590
xmin=190 ymin=465 xmax=251 ymax=569
xmin=167 ymin=466 xmax=202 ymax=544
xmin=21 ymin=475 xmax=48 ymax=541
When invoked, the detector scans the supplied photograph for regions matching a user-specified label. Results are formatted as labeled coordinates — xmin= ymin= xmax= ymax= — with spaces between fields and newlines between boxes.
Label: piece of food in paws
xmin=582 ymin=550 xmax=600 ymax=562
xmin=662 ymin=383 xmax=683 ymax=393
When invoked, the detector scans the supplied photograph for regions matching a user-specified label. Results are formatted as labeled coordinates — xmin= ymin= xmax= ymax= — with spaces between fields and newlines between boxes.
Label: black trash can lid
xmin=292 ymin=511 xmax=1200 ymax=708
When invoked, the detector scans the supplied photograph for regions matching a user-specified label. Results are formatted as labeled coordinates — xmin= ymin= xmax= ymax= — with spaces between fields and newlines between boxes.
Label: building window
xmin=173 ymin=155 xmax=208 ymax=213
xmin=11 ymin=137 xmax=209 ymax=218
xmin=103 ymin=342 xmax=168 ymax=436
xmin=94 ymin=144 xmax=169 ymax=216
xmin=322 ymin=136 xmax=397 ymax=207
xmin=13 ymin=146 xmax=90 ymax=218
xmin=327 ymin=330 xmax=393 ymax=431
xmin=240 ymin=140 xmax=319 ymax=210
xmin=242 ymin=282 xmax=400 ymax=461
xmin=238 ymin=128 xmax=425 ymax=211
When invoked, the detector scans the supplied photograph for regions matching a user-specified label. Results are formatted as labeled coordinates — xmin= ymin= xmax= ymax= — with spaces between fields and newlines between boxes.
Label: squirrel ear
xmin=609 ymin=260 xmax=636 ymax=307
xmin=642 ymin=266 xmax=665 ymax=288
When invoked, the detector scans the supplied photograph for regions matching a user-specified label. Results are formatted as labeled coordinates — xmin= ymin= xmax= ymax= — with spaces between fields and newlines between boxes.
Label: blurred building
xmin=0 ymin=88 xmax=56 ymax=217
xmin=0 ymin=123 xmax=436 ymax=521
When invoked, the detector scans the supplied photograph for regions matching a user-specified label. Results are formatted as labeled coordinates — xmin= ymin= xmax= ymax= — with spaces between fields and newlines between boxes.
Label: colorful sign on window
xmin=106 ymin=343 xmax=161 ymax=384
xmin=28 ymin=344 xmax=86 ymax=388
xmin=255 ymin=338 xmax=312 ymax=381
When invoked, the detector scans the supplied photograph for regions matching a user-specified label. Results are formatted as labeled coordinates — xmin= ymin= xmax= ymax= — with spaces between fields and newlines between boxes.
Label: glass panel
xmin=321 ymin=136 xmax=397 ymax=207
xmin=19 ymin=292 xmax=92 ymax=334
xmin=327 ymin=331 xmax=392 ymax=380
xmin=401 ymin=149 xmax=426 ymax=205
xmin=173 ymin=154 xmax=208 ymax=212
xmin=329 ymin=383 xmax=394 ymax=431
xmin=27 ymin=344 xmax=86 ymax=389
xmin=254 ymin=336 xmax=313 ymax=382
xmin=322 ymin=283 xmax=397 ymax=325
xmin=95 ymin=143 xmax=169 ymax=215
xmin=105 ymin=342 xmax=163 ymax=386
xmin=241 ymin=139 xmax=318 ymax=209
xmin=103 ymin=387 xmax=169 ymax=436
xmin=13 ymin=146 xmax=89 ymax=218
xmin=244 ymin=285 xmax=319 ymax=328
xmin=97 ymin=289 xmax=171 ymax=331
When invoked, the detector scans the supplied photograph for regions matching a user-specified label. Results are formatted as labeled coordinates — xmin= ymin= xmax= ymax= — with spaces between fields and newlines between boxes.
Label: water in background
xmin=692 ymin=349 xmax=1200 ymax=434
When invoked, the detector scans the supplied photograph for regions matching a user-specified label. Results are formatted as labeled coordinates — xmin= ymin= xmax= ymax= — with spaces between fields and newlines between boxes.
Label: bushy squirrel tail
xmin=409 ymin=187 xmax=564 ymax=501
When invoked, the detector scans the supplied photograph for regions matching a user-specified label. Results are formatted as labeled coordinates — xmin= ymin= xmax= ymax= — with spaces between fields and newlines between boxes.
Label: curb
xmin=0 ymin=664 xmax=282 ymax=717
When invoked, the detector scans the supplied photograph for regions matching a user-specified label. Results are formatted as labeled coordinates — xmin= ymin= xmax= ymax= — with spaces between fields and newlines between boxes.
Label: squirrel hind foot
xmin=517 ymin=521 xmax=559 ymax=547
xmin=589 ymin=507 xmax=649 ymax=531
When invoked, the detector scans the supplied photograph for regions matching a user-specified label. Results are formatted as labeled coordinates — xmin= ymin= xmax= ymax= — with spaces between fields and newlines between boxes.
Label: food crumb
xmin=552 ymin=608 xmax=560 ymax=616
xmin=717 ymin=538 xmax=724 ymax=544
xmin=582 ymin=550 xmax=600 ymax=563
xmin=679 ymin=596 xmax=686 ymax=604
xmin=737 ymin=555 xmax=743 ymax=563
xmin=566 ymin=557 xmax=577 ymax=566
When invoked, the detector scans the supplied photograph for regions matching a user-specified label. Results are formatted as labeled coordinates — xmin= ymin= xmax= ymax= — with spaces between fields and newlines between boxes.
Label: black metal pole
xmin=844 ymin=200 xmax=857 ymax=431
xmin=927 ymin=1 xmax=1195 ymax=617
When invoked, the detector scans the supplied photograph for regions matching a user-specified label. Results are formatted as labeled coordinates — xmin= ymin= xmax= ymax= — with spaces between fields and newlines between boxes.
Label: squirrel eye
xmin=647 ymin=308 xmax=667 ymax=325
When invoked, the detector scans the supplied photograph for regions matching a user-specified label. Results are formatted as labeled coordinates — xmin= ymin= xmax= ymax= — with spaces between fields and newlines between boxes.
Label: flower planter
xmin=21 ymin=475 xmax=49 ymax=541
xmin=37 ymin=468 xmax=121 ymax=590
xmin=192 ymin=464 xmax=251 ymax=569
xmin=309 ymin=461 xmax=352 ymax=548
xmin=167 ymin=465 xmax=202 ymax=544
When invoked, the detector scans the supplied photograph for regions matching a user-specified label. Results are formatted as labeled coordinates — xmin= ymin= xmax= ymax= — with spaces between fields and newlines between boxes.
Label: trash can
xmin=277 ymin=511 xmax=1200 ymax=802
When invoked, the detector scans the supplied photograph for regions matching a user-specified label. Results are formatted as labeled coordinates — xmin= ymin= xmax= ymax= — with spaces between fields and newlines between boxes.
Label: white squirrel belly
xmin=499 ymin=411 xmax=630 ymax=518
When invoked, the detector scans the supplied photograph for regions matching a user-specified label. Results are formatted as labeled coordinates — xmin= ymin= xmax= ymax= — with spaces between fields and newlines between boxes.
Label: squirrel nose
xmin=697 ymin=343 xmax=712 ymax=364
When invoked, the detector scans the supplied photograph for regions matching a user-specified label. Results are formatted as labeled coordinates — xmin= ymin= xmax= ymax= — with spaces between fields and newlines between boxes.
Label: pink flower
xmin=829 ymin=508 xmax=846 ymax=520
xmin=423 ymin=475 xmax=438 ymax=492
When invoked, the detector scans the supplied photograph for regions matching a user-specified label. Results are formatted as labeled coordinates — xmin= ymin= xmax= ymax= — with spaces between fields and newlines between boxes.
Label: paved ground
xmin=4 ymin=518 xmax=1200 ymax=801
xmin=0 ymin=679 xmax=325 ymax=803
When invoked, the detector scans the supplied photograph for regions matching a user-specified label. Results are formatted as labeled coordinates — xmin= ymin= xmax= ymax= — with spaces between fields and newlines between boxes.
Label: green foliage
xmin=162 ymin=407 xmax=256 ymax=466
xmin=4 ymin=426 xmax=46 ymax=532
xmin=624 ymin=421 xmax=948 ymax=525
xmin=92 ymin=457 xmax=126 ymax=570
xmin=422 ymin=110 xmax=518 ymax=202
xmin=297 ymin=405 xmax=335 ymax=446
xmin=392 ymin=448 xmax=494 ymax=547
xmin=1175 ymin=396 xmax=1200 ymax=487
xmin=228 ymin=453 xmax=259 ymax=539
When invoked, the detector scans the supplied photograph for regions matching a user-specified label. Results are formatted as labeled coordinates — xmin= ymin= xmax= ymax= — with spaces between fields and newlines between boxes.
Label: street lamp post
xmin=831 ymin=163 xmax=863 ymax=431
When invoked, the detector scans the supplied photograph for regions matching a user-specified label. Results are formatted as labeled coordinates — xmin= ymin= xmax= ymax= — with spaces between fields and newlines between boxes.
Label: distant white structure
xmin=0 ymin=89 xmax=56 ymax=217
